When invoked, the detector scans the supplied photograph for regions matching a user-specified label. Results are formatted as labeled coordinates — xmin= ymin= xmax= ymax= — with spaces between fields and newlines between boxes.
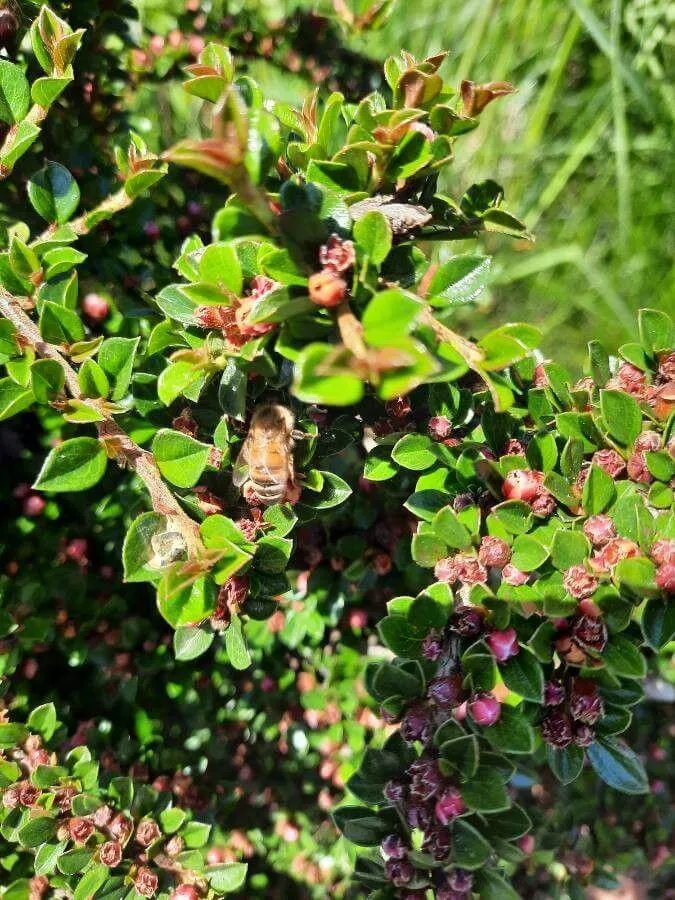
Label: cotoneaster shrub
xmin=0 ymin=6 xmax=673 ymax=899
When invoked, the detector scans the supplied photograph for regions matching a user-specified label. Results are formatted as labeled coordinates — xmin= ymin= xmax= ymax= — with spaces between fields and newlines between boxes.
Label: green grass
xmin=336 ymin=0 xmax=674 ymax=367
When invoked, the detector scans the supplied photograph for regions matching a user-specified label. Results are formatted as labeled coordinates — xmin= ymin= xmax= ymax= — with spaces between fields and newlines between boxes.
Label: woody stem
xmin=0 ymin=288 xmax=202 ymax=554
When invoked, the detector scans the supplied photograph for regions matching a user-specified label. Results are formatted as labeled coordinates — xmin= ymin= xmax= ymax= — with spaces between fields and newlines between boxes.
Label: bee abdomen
xmin=251 ymin=479 xmax=286 ymax=505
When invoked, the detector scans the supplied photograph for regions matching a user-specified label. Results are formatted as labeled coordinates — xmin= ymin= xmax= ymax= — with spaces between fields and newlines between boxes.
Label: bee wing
xmin=232 ymin=437 xmax=251 ymax=487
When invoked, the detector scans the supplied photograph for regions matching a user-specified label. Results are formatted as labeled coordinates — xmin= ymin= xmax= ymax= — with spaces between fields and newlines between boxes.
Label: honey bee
xmin=233 ymin=403 xmax=297 ymax=506
xmin=147 ymin=530 xmax=188 ymax=570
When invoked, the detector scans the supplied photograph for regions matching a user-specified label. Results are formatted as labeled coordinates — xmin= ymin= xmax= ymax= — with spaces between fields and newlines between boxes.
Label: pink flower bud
xmin=478 ymin=536 xmax=510 ymax=568
xmin=170 ymin=887 xmax=200 ymax=900
xmin=428 ymin=416 xmax=452 ymax=441
xmin=82 ymin=293 xmax=109 ymax=322
xmin=502 ymin=564 xmax=528 ymax=586
xmin=592 ymin=449 xmax=626 ymax=478
xmin=434 ymin=788 xmax=465 ymax=824
xmin=655 ymin=562 xmax=675 ymax=594
xmin=501 ymin=469 xmax=540 ymax=502
xmin=486 ymin=627 xmax=519 ymax=662
xmin=468 ymin=692 xmax=501 ymax=726
xmin=563 ymin=565 xmax=598 ymax=599
xmin=583 ymin=515 xmax=616 ymax=547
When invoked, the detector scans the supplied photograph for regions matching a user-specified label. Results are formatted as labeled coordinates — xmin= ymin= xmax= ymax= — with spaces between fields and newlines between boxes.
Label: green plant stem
xmin=0 ymin=287 xmax=202 ymax=555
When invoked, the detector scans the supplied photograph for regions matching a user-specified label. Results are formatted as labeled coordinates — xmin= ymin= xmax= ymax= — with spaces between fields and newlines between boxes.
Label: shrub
xmin=0 ymin=6 xmax=672 ymax=899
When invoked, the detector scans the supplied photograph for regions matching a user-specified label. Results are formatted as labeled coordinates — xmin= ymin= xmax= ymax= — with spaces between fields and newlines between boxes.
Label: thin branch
xmin=0 ymin=105 xmax=48 ymax=179
xmin=33 ymin=187 xmax=133 ymax=245
xmin=334 ymin=301 xmax=369 ymax=361
xmin=0 ymin=287 xmax=202 ymax=555
xmin=419 ymin=307 xmax=485 ymax=367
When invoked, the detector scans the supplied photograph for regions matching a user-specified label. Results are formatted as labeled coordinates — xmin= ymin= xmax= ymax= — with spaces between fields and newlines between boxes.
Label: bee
xmin=233 ymin=403 xmax=297 ymax=506
xmin=349 ymin=195 xmax=432 ymax=235
xmin=147 ymin=530 xmax=188 ymax=570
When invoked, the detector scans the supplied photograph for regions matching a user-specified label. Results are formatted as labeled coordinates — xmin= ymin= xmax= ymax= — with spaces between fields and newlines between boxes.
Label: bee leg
xmin=291 ymin=429 xmax=308 ymax=441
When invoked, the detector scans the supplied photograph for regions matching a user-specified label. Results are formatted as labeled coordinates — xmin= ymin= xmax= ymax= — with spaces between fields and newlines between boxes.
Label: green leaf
xmin=492 ymin=501 xmax=533 ymax=535
xmin=546 ymin=743 xmax=584 ymax=784
xmin=641 ymin=597 xmax=675 ymax=650
xmin=39 ymin=301 xmax=85 ymax=345
xmin=511 ymin=535 xmax=549 ymax=572
xmin=174 ymin=626 xmax=215 ymax=661
xmin=362 ymin=289 xmax=422 ymax=348
xmin=30 ymin=359 xmax=64 ymax=403
xmin=452 ymin=819 xmax=491 ymax=869
xmin=551 ymin=530 xmax=590 ymax=571
xmin=615 ymin=557 xmax=659 ymax=599
xmin=0 ymin=722 xmax=29 ymax=750
xmin=57 ymin=848 xmax=93 ymax=875
xmin=31 ymin=74 xmax=72 ymax=108
xmin=205 ymin=863 xmax=248 ymax=893
xmin=363 ymin=446 xmax=397 ymax=481
xmin=199 ymin=243 xmax=243 ymax=295
xmin=159 ymin=807 xmax=187 ymax=834
xmin=484 ymin=804 xmax=531 ymax=840
xmin=333 ymin=807 xmax=395 ymax=847
xmin=432 ymin=505 xmax=471 ymax=549
xmin=27 ymin=162 xmax=80 ymax=224
xmin=411 ymin=532 xmax=446 ymax=567
xmin=439 ymin=734 xmax=479 ymax=778
xmin=638 ymin=308 xmax=673 ymax=353
xmin=152 ymin=429 xmax=211 ymax=488
xmin=526 ymin=432 xmax=558 ymax=472
xmin=460 ymin=765 xmax=510 ymax=813
xmin=377 ymin=615 xmax=422 ymax=658
xmin=603 ymin=634 xmax=647 ymax=679
xmin=484 ymin=705 xmax=534 ymax=754
xmin=600 ymin=389 xmax=642 ymax=447
xmin=587 ymin=736 xmax=648 ymax=794
xmin=294 ymin=343 xmax=364 ymax=405
xmin=353 ymin=210 xmax=392 ymax=267
xmin=78 ymin=359 xmax=109 ymax=399
xmin=298 ymin=471 xmax=351 ymax=510
xmin=500 ymin=648 xmax=543 ymax=702
xmin=473 ymin=869 xmax=521 ymax=900
xmin=392 ymin=433 xmax=437 ymax=470
xmin=0 ymin=60 xmax=30 ymax=125
xmin=98 ymin=337 xmax=139 ymax=401
xmin=582 ymin=463 xmax=617 ymax=514
xmin=0 ymin=377 xmax=33 ymax=420
xmin=27 ymin=703 xmax=57 ymax=740
xmin=158 ymin=575 xmax=217 ymax=628
xmin=34 ymin=841 xmax=68 ymax=876
xmin=122 ymin=512 xmax=171 ymax=583
xmin=427 ymin=255 xmax=491 ymax=308
xmin=73 ymin=864 xmax=108 ymax=900
xmin=18 ymin=815 xmax=57 ymax=848
xmin=225 ymin=614 xmax=251 ymax=670
xmin=218 ymin=358 xmax=247 ymax=420
xmin=34 ymin=437 xmax=107 ymax=492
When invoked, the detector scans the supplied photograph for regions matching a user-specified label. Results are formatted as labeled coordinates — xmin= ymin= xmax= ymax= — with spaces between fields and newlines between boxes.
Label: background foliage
xmin=0 ymin=2 xmax=672 ymax=899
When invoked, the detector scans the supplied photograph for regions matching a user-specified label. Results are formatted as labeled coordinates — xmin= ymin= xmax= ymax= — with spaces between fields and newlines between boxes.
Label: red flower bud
xmin=428 ymin=674 xmax=464 ymax=709
xmin=592 ymin=449 xmax=626 ymax=478
xmin=478 ymin=536 xmax=510 ymax=569
xmin=308 ymin=271 xmax=347 ymax=308
xmin=563 ymin=565 xmax=598 ymax=599
xmin=135 ymin=819 xmax=161 ymax=847
xmin=69 ymin=816 xmax=95 ymax=844
xmin=569 ymin=678 xmax=604 ymax=725
xmin=651 ymin=539 xmax=675 ymax=567
xmin=99 ymin=840 xmax=123 ymax=868
xmin=135 ymin=867 xmax=159 ymax=897
xmin=170 ymin=887 xmax=200 ymax=900
xmin=318 ymin=235 xmax=356 ymax=274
